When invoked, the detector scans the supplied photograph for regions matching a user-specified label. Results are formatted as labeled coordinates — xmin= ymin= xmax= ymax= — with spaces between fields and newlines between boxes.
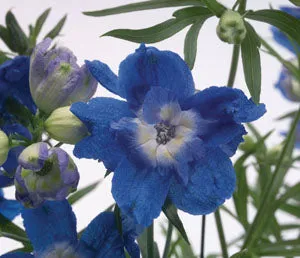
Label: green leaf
xmin=83 ymin=0 xmax=204 ymax=17
xmin=184 ymin=18 xmax=209 ymax=70
xmin=137 ymin=229 xmax=160 ymax=258
xmin=274 ymin=183 xmax=300 ymax=209
xmin=280 ymin=203 xmax=300 ymax=218
xmin=242 ymin=107 xmax=300 ymax=250
xmin=241 ymin=22 xmax=261 ymax=104
xmin=103 ymin=6 xmax=211 ymax=44
xmin=233 ymin=163 xmax=248 ymax=229
xmin=44 ymin=15 xmax=67 ymax=39
xmin=0 ymin=51 xmax=10 ymax=64
xmin=246 ymin=9 xmax=300 ymax=47
xmin=34 ymin=8 xmax=51 ymax=38
xmin=68 ymin=181 xmax=100 ymax=205
xmin=276 ymin=110 xmax=298 ymax=121
xmin=230 ymin=250 xmax=255 ymax=258
xmin=289 ymin=0 xmax=300 ymax=6
xmin=162 ymin=199 xmax=190 ymax=244
xmin=5 ymin=11 xmax=29 ymax=54
xmin=0 ymin=25 xmax=13 ymax=50
xmin=202 ymin=0 xmax=225 ymax=17
xmin=0 ymin=214 xmax=32 ymax=251
xmin=255 ymin=240 xmax=300 ymax=256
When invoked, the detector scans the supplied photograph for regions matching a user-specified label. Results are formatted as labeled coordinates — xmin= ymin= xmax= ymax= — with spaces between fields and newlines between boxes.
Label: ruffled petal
xmin=85 ymin=60 xmax=125 ymax=98
xmin=71 ymin=98 xmax=135 ymax=171
xmin=182 ymin=86 xmax=266 ymax=123
xmin=119 ymin=44 xmax=195 ymax=110
xmin=0 ymin=253 xmax=34 ymax=258
xmin=22 ymin=200 xmax=77 ymax=256
xmin=77 ymin=212 xmax=125 ymax=258
xmin=112 ymin=158 xmax=171 ymax=226
xmin=169 ymin=148 xmax=236 ymax=214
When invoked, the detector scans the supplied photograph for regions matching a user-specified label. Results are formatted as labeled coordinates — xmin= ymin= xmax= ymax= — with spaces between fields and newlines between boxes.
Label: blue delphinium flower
xmin=0 ymin=56 xmax=36 ymax=114
xmin=71 ymin=45 xmax=266 ymax=226
xmin=275 ymin=61 xmax=300 ymax=102
xmin=271 ymin=7 xmax=300 ymax=53
xmin=0 ymin=189 xmax=21 ymax=220
xmin=0 ymin=200 xmax=140 ymax=258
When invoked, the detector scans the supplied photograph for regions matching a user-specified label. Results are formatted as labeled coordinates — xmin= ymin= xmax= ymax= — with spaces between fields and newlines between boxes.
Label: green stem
xmin=147 ymin=223 xmax=154 ymax=258
xmin=163 ymin=222 xmax=173 ymax=258
xmin=214 ymin=209 xmax=229 ymax=258
xmin=227 ymin=44 xmax=240 ymax=87
xmin=242 ymin=106 xmax=300 ymax=250
xmin=0 ymin=232 xmax=31 ymax=244
xmin=54 ymin=142 xmax=64 ymax=148
xmin=200 ymin=215 xmax=206 ymax=258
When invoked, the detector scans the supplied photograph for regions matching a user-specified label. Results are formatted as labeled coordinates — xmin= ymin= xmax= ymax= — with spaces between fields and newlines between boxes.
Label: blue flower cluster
xmin=0 ymin=35 xmax=266 ymax=256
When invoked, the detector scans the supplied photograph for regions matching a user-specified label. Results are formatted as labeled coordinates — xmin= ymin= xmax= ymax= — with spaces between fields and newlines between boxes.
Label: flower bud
xmin=217 ymin=10 xmax=247 ymax=44
xmin=275 ymin=61 xmax=300 ymax=102
xmin=30 ymin=38 xmax=98 ymax=114
xmin=44 ymin=106 xmax=88 ymax=144
xmin=0 ymin=130 xmax=9 ymax=166
xmin=15 ymin=143 xmax=79 ymax=208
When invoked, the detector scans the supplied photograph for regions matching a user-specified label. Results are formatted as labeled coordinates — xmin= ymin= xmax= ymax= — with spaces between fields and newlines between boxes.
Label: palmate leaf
xmin=83 ymin=0 xmax=205 ymax=17
xmin=241 ymin=22 xmax=261 ymax=104
xmin=246 ymin=9 xmax=300 ymax=47
xmin=102 ymin=7 xmax=212 ymax=44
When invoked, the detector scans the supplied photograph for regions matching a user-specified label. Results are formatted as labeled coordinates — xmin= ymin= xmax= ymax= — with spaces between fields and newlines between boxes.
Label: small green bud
xmin=0 ymin=130 xmax=9 ymax=165
xmin=239 ymin=135 xmax=255 ymax=152
xmin=44 ymin=106 xmax=89 ymax=144
xmin=217 ymin=10 xmax=247 ymax=44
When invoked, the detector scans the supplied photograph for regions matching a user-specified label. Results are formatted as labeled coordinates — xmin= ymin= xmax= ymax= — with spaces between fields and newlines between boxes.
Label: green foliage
xmin=289 ymin=0 xmax=300 ymax=6
xmin=162 ymin=199 xmax=190 ymax=245
xmin=68 ymin=181 xmax=101 ymax=205
xmin=0 ymin=9 xmax=67 ymax=55
xmin=241 ymin=22 xmax=261 ymax=104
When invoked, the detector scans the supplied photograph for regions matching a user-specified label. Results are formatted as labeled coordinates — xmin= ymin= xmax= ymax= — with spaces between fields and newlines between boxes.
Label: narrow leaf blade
xmin=44 ymin=15 xmax=67 ymax=39
xmin=241 ymin=22 xmax=261 ymax=103
xmin=34 ymin=8 xmax=51 ymax=37
xmin=83 ymin=0 xmax=204 ymax=17
xmin=68 ymin=181 xmax=100 ymax=205
xmin=162 ymin=199 xmax=190 ymax=244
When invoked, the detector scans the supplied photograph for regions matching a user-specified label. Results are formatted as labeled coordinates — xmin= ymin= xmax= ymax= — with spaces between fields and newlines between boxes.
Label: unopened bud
xmin=217 ymin=10 xmax=247 ymax=44
xmin=44 ymin=106 xmax=88 ymax=144
xmin=0 ymin=130 xmax=9 ymax=165
xmin=239 ymin=135 xmax=255 ymax=152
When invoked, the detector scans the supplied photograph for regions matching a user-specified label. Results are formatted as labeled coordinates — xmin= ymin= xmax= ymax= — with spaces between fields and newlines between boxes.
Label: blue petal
xmin=0 ymin=170 xmax=14 ymax=187
xmin=112 ymin=158 xmax=171 ymax=226
xmin=2 ymin=146 xmax=25 ymax=175
xmin=142 ymin=86 xmax=180 ymax=124
xmin=0 ymin=56 xmax=36 ymax=114
xmin=182 ymin=86 xmax=266 ymax=123
xmin=22 ymin=200 xmax=77 ymax=256
xmin=71 ymin=98 xmax=135 ymax=171
xmin=119 ymin=44 xmax=195 ymax=110
xmin=77 ymin=212 xmax=125 ymax=258
xmin=169 ymin=148 xmax=236 ymax=214
xmin=85 ymin=60 xmax=126 ymax=98
xmin=280 ymin=7 xmax=300 ymax=18
xmin=0 ymin=253 xmax=34 ymax=258
xmin=0 ymin=193 xmax=21 ymax=220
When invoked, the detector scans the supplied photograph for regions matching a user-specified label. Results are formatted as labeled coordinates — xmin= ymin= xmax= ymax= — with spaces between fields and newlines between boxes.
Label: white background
xmin=0 ymin=0 xmax=300 ymax=257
